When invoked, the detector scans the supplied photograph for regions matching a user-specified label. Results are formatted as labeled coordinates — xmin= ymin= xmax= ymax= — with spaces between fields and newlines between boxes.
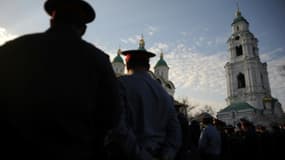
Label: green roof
xmin=113 ymin=55 xmax=124 ymax=63
xmin=138 ymin=47 xmax=146 ymax=51
xmin=155 ymin=58 xmax=168 ymax=68
xmin=219 ymin=102 xmax=255 ymax=112
xmin=232 ymin=16 xmax=249 ymax=25
xmin=231 ymin=9 xmax=249 ymax=25
xmin=155 ymin=53 xmax=168 ymax=68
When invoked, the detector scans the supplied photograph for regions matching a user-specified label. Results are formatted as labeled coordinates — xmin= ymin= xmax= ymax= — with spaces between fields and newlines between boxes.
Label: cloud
xmin=149 ymin=42 xmax=169 ymax=54
xmin=180 ymin=32 xmax=189 ymax=37
xmin=168 ymin=44 xmax=226 ymax=92
xmin=120 ymin=34 xmax=141 ymax=45
xmin=120 ymin=25 xmax=158 ymax=45
xmin=145 ymin=24 xmax=158 ymax=36
xmin=0 ymin=27 xmax=17 ymax=45
xmin=278 ymin=65 xmax=285 ymax=77
xmin=189 ymin=35 xmax=228 ymax=50
xmin=260 ymin=48 xmax=284 ymax=61
xmin=215 ymin=36 xmax=228 ymax=46
xmin=148 ymin=43 xmax=228 ymax=114
xmin=194 ymin=37 xmax=205 ymax=47
xmin=266 ymin=55 xmax=285 ymax=110
xmin=120 ymin=38 xmax=129 ymax=44
xmin=259 ymin=48 xmax=285 ymax=111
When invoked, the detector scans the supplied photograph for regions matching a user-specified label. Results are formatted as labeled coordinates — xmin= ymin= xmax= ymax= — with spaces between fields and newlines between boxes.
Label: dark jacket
xmin=0 ymin=26 xmax=121 ymax=160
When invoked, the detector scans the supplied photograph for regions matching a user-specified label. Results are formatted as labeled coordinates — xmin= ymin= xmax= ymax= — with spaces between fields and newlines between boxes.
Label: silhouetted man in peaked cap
xmin=0 ymin=0 xmax=121 ymax=159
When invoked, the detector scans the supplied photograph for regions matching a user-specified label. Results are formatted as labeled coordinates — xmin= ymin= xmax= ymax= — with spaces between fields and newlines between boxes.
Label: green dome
xmin=113 ymin=55 xmax=124 ymax=63
xmin=232 ymin=9 xmax=248 ymax=25
xmin=155 ymin=53 xmax=168 ymax=68
xmin=232 ymin=16 xmax=248 ymax=25
xmin=155 ymin=59 xmax=168 ymax=67
xmin=113 ymin=48 xmax=124 ymax=63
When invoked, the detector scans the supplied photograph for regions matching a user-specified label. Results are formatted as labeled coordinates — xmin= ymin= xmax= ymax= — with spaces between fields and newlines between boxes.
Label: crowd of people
xmin=175 ymin=111 xmax=285 ymax=160
xmin=0 ymin=0 xmax=284 ymax=160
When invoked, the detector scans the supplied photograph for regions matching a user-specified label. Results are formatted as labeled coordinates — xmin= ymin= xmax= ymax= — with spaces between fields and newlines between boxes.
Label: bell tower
xmin=225 ymin=7 xmax=271 ymax=110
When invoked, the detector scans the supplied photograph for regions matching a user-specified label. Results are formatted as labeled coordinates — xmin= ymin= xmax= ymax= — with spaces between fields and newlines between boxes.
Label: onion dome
xmin=232 ymin=7 xmax=248 ymax=25
xmin=155 ymin=52 xmax=168 ymax=68
xmin=113 ymin=48 xmax=124 ymax=63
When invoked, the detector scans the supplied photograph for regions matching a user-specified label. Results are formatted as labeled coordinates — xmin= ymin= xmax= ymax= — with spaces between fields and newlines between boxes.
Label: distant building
xmin=217 ymin=8 xmax=284 ymax=127
xmin=112 ymin=48 xmax=125 ymax=77
xmin=111 ymin=35 xmax=175 ymax=97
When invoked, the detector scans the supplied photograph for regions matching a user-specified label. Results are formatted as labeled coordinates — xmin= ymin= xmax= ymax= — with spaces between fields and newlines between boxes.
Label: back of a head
xmin=44 ymin=0 xmax=96 ymax=25
xmin=126 ymin=55 xmax=150 ymax=71
xmin=122 ymin=50 xmax=155 ymax=72
xmin=200 ymin=113 xmax=213 ymax=125
xmin=202 ymin=117 xmax=213 ymax=125
xmin=190 ymin=119 xmax=199 ymax=127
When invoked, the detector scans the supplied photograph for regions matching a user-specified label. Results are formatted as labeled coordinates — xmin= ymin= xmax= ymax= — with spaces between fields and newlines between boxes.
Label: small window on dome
xmin=237 ymin=26 xmax=239 ymax=31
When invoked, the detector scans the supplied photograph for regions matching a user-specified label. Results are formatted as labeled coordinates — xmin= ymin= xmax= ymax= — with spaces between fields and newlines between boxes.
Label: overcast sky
xmin=0 ymin=0 xmax=284 ymax=114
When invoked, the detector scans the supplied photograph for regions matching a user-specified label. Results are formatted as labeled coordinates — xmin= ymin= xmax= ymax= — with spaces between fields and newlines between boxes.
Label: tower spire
xmin=160 ymin=49 xmax=164 ymax=59
xmin=138 ymin=34 xmax=145 ymax=50
xmin=117 ymin=48 xmax=122 ymax=55
xmin=235 ymin=0 xmax=241 ymax=17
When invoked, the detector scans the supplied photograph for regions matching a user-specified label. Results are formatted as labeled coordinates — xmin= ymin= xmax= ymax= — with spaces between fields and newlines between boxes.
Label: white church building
xmin=217 ymin=8 xmax=284 ymax=126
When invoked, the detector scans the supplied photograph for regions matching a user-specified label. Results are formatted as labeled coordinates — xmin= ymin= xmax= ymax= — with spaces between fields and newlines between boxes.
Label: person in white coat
xmin=114 ymin=48 xmax=182 ymax=160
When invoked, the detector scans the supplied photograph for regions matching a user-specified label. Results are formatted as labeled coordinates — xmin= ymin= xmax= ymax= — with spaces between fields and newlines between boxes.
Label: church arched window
xmin=236 ymin=46 xmax=243 ymax=56
xmin=235 ymin=36 xmax=240 ymax=40
xmin=237 ymin=73 xmax=246 ymax=88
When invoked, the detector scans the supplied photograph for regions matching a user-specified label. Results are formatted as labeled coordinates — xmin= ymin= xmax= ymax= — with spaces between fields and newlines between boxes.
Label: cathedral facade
xmin=217 ymin=8 xmax=284 ymax=126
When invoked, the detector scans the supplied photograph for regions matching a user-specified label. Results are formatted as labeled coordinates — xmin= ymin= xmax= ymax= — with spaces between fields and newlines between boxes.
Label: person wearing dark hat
xmin=0 ymin=0 xmax=121 ymax=159
xmin=44 ymin=0 xmax=96 ymax=36
xmin=114 ymin=46 xmax=182 ymax=160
